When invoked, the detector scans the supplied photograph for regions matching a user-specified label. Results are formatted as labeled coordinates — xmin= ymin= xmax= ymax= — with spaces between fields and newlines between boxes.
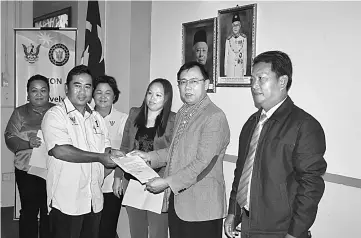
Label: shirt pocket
xmin=87 ymin=127 xmax=106 ymax=152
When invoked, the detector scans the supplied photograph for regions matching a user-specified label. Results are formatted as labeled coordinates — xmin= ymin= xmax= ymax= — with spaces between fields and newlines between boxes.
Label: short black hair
xmin=66 ymin=65 xmax=93 ymax=85
xmin=253 ymin=51 xmax=293 ymax=91
xmin=27 ymin=74 xmax=49 ymax=92
xmin=177 ymin=61 xmax=209 ymax=82
xmin=93 ymin=75 xmax=121 ymax=104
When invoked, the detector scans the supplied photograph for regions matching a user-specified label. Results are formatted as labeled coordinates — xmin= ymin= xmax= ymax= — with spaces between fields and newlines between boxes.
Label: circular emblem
xmin=48 ymin=43 xmax=70 ymax=66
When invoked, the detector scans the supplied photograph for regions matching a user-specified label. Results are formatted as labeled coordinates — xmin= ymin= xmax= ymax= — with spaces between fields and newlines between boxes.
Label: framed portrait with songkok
xmin=182 ymin=17 xmax=217 ymax=93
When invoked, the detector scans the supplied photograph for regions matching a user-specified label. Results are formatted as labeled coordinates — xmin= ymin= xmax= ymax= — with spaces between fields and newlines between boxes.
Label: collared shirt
xmin=101 ymin=107 xmax=128 ymax=193
xmin=168 ymin=95 xmax=208 ymax=168
xmin=42 ymin=97 xmax=111 ymax=215
xmin=4 ymin=102 xmax=54 ymax=171
xmin=245 ymin=96 xmax=288 ymax=210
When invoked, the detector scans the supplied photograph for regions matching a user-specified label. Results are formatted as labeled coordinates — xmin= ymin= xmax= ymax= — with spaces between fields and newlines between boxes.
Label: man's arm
xmin=288 ymin=118 xmax=327 ymax=237
xmin=165 ymin=112 xmax=230 ymax=195
xmin=49 ymin=144 xmax=115 ymax=167
xmin=42 ymin=108 xmax=115 ymax=167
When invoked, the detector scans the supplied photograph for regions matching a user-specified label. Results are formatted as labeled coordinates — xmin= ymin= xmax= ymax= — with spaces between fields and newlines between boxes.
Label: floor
xmin=1 ymin=207 xmax=19 ymax=238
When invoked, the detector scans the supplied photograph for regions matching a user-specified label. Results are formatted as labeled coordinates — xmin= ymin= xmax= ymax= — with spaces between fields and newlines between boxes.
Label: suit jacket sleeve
xmin=114 ymin=107 xmax=136 ymax=178
xmin=288 ymin=118 xmax=327 ymax=237
xmin=165 ymin=112 xmax=230 ymax=195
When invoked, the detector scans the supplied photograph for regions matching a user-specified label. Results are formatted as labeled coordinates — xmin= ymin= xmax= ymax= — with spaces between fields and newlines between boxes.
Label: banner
xmin=13 ymin=28 xmax=77 ymax=219
xmin=15 ymin=28 xmax=76 ymax=106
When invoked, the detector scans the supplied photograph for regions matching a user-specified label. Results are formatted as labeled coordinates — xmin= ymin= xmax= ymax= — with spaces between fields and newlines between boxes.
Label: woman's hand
xmin=128 ymin=150 xmax=151 ymax=163
xmin=29 ymin=136 xmax=42 ymax=148
xmin=112 ymin=177 xmax=123 ymax=198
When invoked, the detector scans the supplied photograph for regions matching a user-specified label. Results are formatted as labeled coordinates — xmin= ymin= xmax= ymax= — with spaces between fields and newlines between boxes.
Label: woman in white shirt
xmin=93 ymin=75 xmax=128 ymax=238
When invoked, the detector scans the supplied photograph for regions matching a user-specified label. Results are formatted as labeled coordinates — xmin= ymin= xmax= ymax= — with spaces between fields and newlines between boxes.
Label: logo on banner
xmin=49 ymin=43 xmax=70 ymax=66
xmin=22 ymin=43 xmax=41 ymax=64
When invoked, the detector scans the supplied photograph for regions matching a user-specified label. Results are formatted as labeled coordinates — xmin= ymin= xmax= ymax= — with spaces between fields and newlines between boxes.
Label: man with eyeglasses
xmin=133 ymin=61 xmax=230 ymax=238
xmin=41 ymin=65 xmax=118 ymax=238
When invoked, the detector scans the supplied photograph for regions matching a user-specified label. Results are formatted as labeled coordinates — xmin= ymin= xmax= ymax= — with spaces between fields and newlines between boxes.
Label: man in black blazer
xmin=224 ymin=51 xmax=327 ymax=238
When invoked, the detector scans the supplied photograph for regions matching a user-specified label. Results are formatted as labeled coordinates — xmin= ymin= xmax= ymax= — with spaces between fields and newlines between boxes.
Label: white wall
xmin=150 ymin=1 xmax=361 ymax=237
xmin=150 ymin=1 xmax=361 ymax=179
xmin=1 ymin=0 xmax=34 ymax=207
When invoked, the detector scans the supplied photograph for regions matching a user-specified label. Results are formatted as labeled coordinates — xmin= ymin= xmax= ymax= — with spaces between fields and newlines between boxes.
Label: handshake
xmin=100 ymin=149 xmax=151 ymax=168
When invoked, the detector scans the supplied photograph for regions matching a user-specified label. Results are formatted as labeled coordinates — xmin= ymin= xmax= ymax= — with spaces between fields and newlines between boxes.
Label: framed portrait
xmin=182 ymin=18 xmax=217 ymax=93
xmin=217 ymin=4 xmax=257 ymax=87
xmin=33 ymin=7 xmax=71 ymax=28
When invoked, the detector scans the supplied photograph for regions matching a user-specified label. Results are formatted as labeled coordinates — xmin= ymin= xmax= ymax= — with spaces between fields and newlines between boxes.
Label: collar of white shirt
xmin=63 ymin=97 xmax=94 ymax=115
xmin=261 ymin=96 xmax=288 ymax=119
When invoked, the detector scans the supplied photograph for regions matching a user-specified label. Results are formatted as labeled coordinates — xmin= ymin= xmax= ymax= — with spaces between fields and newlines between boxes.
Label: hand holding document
xmin=122 ymin=179 xmax=164 ymax=214
xmin=28 ymin=130 xmax=48 ymax=179
xmin=28 ymin=130 xmax=48 ymax=169
xmin=112 ymin=151 xmax=165 ymax=214
xmin=111 ymin=153 xmax=159 ymax=184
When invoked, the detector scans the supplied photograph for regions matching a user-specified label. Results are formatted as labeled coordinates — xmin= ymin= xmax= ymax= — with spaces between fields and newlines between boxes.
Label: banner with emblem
xmin=13 ymin=28 xmax=76 ymax=219
xmin=15 ymin=28 xmax=77 ymax=106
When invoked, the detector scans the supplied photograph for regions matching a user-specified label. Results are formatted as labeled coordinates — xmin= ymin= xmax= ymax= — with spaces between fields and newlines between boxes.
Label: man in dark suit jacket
xmin=224 ymin=51 xmax=327 ymax=238
xmin=134 ymin=61 xmax=230 ymax=238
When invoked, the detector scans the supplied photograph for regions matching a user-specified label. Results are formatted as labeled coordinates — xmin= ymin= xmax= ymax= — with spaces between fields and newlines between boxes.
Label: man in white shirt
xmin=42 ymin=65 xmax=117 ymax=238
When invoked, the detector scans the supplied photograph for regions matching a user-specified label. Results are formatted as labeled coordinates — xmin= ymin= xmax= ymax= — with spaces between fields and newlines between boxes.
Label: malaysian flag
xmin=81 ymin=0 xmax=105 ymax=78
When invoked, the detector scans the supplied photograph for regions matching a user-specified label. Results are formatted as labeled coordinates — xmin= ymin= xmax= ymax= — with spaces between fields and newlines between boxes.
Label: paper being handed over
xmin=111 ymin=153 xmax=164 ymax=214
xmin=111 ymin=153 xmax=159 ymax=184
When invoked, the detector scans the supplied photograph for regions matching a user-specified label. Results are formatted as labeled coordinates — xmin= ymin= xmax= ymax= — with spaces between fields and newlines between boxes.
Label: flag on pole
xmin=81 ymin=0 xmax=105 ymax=78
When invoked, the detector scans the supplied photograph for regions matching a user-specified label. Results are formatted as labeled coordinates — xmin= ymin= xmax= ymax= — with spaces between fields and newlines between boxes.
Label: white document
xmin=122 ymin=179 xmax=164 ymax=214
xmin=28 ymin=130 xmax=48 ymax=169
xmin=28 ymin=166 xmax=47 ymax=180
xmin=111 ymin=154 xmax=159 ymax=184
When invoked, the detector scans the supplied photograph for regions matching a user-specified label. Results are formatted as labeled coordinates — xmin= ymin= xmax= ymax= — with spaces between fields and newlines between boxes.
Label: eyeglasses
xmin=177 ymin=78 xmax=204 ymax=87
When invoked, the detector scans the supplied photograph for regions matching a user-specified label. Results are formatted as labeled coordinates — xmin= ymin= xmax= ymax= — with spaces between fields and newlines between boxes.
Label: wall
xmin=104 ymin=1 xmax=152 ymax=114
xmin=150 ymin=1 xmax=361 ymax=237
xmin=1 ymin=0 xmax=34 ymax=207
xmin=33 ymin=0 xmax=78 ymax=26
